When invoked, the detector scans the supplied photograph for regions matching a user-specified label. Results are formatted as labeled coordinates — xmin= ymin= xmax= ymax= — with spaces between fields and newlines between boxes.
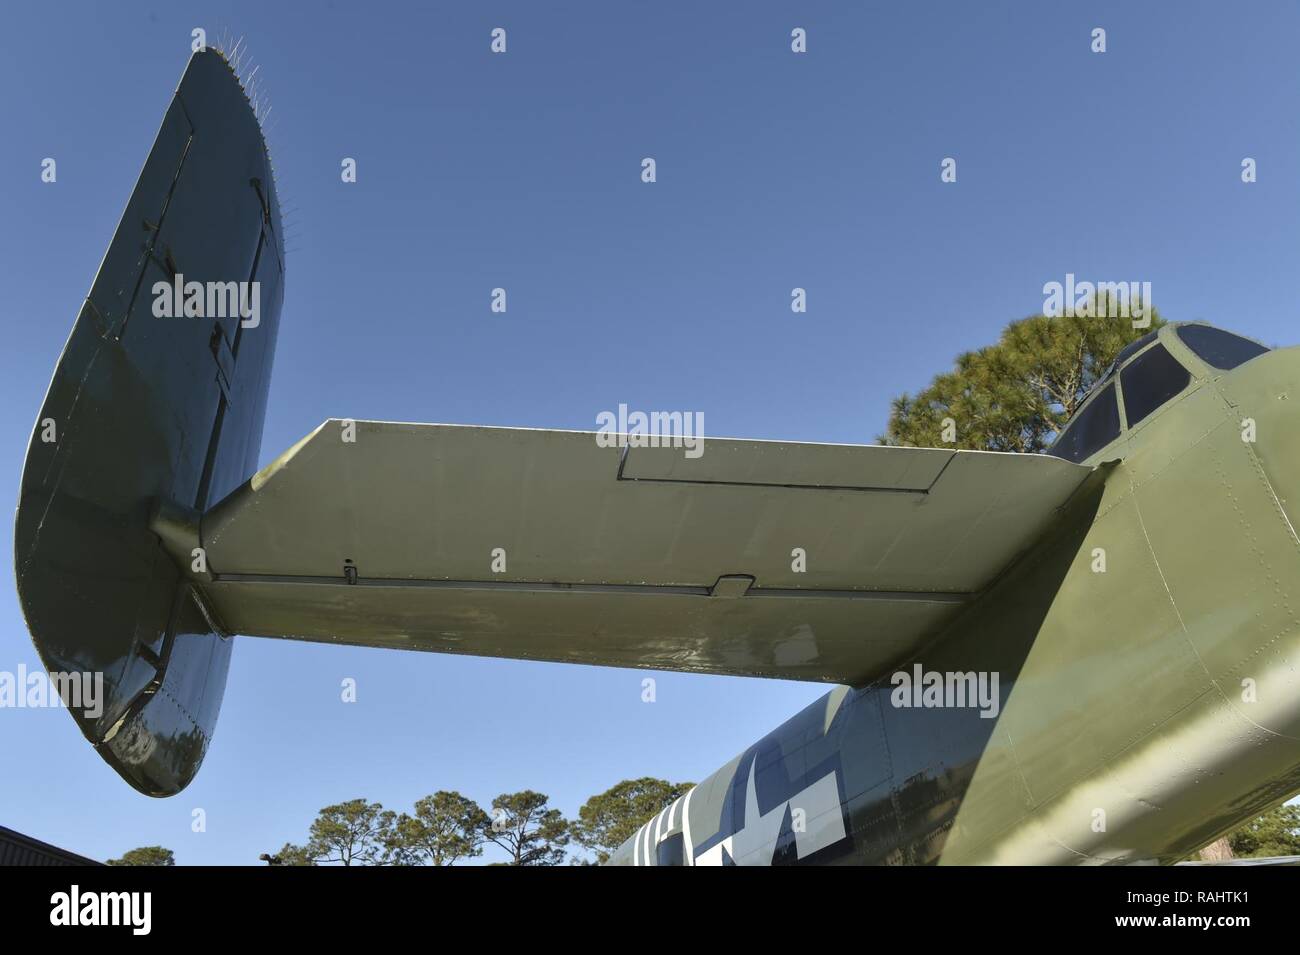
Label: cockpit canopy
xmin=1047 ymin=324 xmax=1270 ymax=464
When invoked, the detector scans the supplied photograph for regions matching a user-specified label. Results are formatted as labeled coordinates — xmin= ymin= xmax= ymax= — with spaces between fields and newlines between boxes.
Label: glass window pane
xmin=1115 ymin=331 xmax=1159 ymax=366
xmin=1177 ymin=325 xmax=1269 ymax=370
xmin=1120 ymin=344 xmax=1191 ymax=428
xmin=1048 ymin=384 xmax=1120 ymax=463
xmin=656 ymin=832 xmax=685 ymax=866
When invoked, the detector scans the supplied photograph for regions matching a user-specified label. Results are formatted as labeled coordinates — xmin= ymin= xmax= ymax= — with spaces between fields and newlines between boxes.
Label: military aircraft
xmin=15 ymin=50 xmax=1300 ymax=865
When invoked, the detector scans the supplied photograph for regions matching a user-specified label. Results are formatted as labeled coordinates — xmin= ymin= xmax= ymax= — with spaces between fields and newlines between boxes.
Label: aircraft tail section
xmin=13 ymin=48 xmax=284 ymax=796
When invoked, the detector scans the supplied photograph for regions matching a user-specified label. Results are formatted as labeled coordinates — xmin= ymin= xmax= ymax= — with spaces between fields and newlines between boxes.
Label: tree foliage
xmin=882 ymin=304 xmax=1163 ymax=452
xmin=477 ymin=790 xmax=570 ymax=866
xmin=385 ymin=791 xmax=490 ymax=866
xmin=1227 ymin=803 xmax=1300 ymax=858
xmin=106 ymin=845 xmax=175 ymax=866
xmin=572 ymin=777 xmax=693 ymax=863
xmin=305 ymin=798 xmax=395 ymax=866
xmin=259 ymin=842 xmax=318 ymax=866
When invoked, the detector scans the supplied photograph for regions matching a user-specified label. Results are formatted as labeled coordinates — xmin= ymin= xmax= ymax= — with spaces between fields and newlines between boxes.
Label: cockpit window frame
xmin=1117 ymin=341 xmax=1193 ymax=431
xmin=1114 ymin=330 xmax=1160 ymax=368
xmin=1175 ymin=324 xmax=1271 ymax=373
xmin=1048 ymin=324 xmax=1213 ymax=459
xmin=1047 ymin=380 xmax=1122 ymax=464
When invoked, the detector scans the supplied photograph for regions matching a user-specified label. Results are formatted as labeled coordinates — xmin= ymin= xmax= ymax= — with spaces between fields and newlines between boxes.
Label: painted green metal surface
xmin=188 ymin=425 xmax=1089 ymax=684
xmin=609 ymin=325 xmax=1300 ymax=864
xmin=14 ymin=49 xmax=283 ymax=796
xmin=14 ymin=49 xmax=1300 ymax=868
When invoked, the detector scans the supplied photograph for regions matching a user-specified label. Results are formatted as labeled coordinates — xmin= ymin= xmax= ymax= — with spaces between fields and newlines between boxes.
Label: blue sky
xmin=2 ymin=1 xmax=1299 ymax=864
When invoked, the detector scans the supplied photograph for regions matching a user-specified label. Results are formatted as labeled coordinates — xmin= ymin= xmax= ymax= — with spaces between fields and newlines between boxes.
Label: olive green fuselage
xmin=612 ymin=328 xmax=1300 ymax=865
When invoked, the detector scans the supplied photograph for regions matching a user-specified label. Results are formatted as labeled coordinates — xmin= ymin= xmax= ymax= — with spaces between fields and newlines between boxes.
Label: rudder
xmin=13 ymin=48 xmax=285 ymax=796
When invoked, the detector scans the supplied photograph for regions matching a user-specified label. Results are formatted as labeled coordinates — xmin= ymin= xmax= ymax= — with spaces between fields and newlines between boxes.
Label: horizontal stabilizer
xmin=186 ymin=421 xmax=1093 ymax=685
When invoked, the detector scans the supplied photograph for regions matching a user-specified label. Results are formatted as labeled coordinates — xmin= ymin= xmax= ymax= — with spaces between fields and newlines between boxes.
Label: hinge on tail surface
xmin=149 ymin=499 xmax=211 ymax=583
xmin=209 ymin=322 xmax=236 ymax=403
